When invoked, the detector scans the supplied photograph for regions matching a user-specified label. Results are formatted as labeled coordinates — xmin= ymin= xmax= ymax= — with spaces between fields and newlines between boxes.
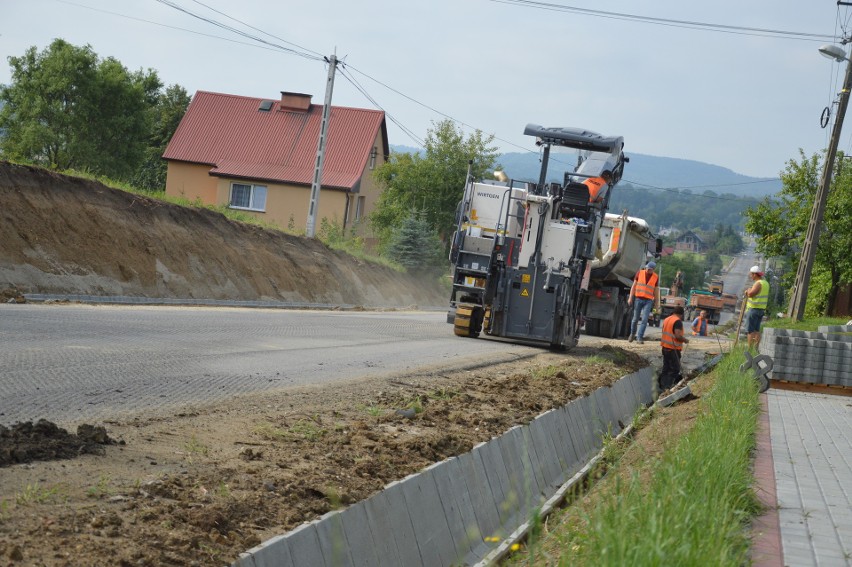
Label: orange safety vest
xmin=661 ymin=314 xmax=683 ymax=351
xmin=633 ymin=270 xmax=658 ymax=300
xmin=583 ymin=177 xmax=606 ymax=202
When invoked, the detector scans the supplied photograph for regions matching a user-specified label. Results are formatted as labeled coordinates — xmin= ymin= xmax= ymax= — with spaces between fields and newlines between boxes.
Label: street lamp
xmin=787 ymin=42 xmax=852 ymax=320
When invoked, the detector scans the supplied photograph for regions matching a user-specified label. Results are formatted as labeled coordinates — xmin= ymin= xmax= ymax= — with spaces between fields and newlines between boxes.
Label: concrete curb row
xmin=234 ymin=367 xmax=654 ymax=567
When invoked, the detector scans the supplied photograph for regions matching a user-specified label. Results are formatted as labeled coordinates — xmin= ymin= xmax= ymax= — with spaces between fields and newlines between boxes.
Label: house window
xmin=229 ymin=183 xmax=267 ymax=212
xmin=355 ymin=196 xmax=366 ymax=221
xmin=369 ymin=147 xmax=377 ymax=170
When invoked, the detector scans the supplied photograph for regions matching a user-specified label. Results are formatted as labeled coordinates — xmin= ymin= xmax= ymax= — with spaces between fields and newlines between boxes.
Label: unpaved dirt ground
xmin=0 ymin=343 xmax=663 ymax=566
xmin=0 ymin=161 xmax=726 ymax=565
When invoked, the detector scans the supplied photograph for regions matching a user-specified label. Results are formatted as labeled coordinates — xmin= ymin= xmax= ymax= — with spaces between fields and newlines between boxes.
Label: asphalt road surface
xmin=0 ymin=305 xmax=543 ymax=427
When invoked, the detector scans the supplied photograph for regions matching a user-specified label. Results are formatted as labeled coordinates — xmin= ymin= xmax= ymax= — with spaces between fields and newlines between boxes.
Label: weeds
xmin=184 ymin=436 xmax=210 ymax=456
xmin=86 ymin=475 xmax=112 ymax=499
xmin=16 ymin=483 xmax=60 ymax=506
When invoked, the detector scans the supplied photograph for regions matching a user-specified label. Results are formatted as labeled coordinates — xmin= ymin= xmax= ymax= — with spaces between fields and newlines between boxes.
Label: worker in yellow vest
xmin=627 ymin=261 xmax=660 ymax=344
xmin=744 ymin=265 xmax=770 ymax=352
xmin=659 ymin=305 xmax=690 ymax=391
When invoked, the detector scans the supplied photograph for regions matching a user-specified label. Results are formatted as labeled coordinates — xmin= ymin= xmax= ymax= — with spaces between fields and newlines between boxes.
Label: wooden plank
xmin=769 ymin=380 xmax=852 ymax=397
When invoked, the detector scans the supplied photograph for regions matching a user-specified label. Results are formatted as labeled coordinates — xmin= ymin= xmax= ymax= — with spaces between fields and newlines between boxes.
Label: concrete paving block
xmin=315 ymin=510 xmax=353 ymax=567
xmin=495 ymin=426 xmax=540 ymax=519
xmin=528 ymin=415 xmax=564 ymax=490
xmin=634 ymin=367 xmax=655 ymax=406
xmin=235 ymin=533 xmax=294 ymax=567
xmin=338 ymin=502 xmax=381 ymax=567
xmin=584 ymin=390 xmax=607 ymax=439
xmin=285 ymin=522 xmax=325 ymax=567
xmin=590 ymin=387 xmax=614 ymax=435
xmin=400 ymin=467 xmax=456 ymax=567
xmin=454 ymin=451 xmax=501 ymax=548
xmin=473 ymin=439 xmax=514 ymax=525
xmin=364 ymin=483 xmax=418 ymax=566
xmin=609 ymin=377 xmax=630 ymax=427
xmin=519 ymin=423 xmax=549 ymax=497
xmin=431 ymin=458 xmax=479 ymax=561
xmin=546 ymin=407 xmax=580 ymax=477
xmin=567 ymin=396 xmax=594 ymax=462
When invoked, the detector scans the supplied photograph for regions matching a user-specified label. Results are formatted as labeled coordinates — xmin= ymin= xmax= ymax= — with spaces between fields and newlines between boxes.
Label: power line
xmin=488 ymin=0 xmax=835 ymax=42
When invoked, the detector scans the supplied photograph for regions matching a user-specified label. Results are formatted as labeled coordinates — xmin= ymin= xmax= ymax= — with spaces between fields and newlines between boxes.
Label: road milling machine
xmin=448 ymin=124 xmax=626 ymax=349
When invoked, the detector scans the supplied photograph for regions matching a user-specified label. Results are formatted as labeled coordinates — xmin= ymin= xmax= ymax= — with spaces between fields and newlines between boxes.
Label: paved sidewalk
xmin=754 ymin=389 xmax=852 ymax=566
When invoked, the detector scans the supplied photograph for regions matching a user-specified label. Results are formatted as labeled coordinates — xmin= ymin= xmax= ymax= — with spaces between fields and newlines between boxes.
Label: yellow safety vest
xmin=633 ymin=271 xmax=658 ymax=300
xmin=746 ymin=278 xmax=769 ymax=310
xmin=661 ymin=314 xmax=682 ymax=351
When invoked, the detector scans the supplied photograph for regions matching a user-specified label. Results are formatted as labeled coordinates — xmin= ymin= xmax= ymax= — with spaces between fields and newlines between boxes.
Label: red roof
xmin=163 ymin=91 xmax=388 ymax=190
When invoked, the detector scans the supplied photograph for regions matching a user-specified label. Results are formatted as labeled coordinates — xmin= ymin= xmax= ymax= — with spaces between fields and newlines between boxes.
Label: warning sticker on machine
xmin=521 ymin=288 xmax=529 ymax=297
xmin=521 ymin=274 xmax=531 ymax=283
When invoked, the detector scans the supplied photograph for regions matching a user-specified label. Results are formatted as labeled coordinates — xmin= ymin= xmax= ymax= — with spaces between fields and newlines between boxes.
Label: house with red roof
xmin=163 ymin=90 xmax=388 ymax=237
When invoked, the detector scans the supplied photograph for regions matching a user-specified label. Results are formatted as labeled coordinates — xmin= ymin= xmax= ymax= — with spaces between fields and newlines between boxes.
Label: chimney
xmin=280 ymin=91 xmax=312 ymax=112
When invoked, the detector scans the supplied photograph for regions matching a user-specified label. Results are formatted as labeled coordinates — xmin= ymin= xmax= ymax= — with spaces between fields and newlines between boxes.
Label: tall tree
xmin=131 ymin=84 xmax=191 ymax=191
xmin=370 ymin=120 xmax=500 ymax=253
xmin=745 ymin=150 xmax=852 ymax=316
xmin=0 ymin=39 xmax=161 ymax=180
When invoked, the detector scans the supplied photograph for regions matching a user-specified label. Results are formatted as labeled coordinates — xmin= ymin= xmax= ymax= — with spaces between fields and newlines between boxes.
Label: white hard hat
xmin=750 ymin=265 xmax=763 ymax=274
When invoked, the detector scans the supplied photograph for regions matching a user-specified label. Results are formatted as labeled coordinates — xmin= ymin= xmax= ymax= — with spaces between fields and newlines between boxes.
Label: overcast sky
xmin=3 ymin=0 xmax=851 ymax=179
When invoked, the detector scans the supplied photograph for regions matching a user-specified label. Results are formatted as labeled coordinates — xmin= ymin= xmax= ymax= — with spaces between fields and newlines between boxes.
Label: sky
xmin=2 ymin=0 xmax=851 ymax=179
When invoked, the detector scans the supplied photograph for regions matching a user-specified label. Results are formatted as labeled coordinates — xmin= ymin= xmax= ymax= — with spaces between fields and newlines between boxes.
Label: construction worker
xmin=583 ymin=170 xmax=613 ymax=203
xmin=691 ymin=310 xmax=708 ymax=336
xmin=659 ymin=305 xmax=690 ymax=391
xmin=744 ymin=265 xmax=770 ymax=351
xmin=627 ymin=261 xmax=659 ymax=344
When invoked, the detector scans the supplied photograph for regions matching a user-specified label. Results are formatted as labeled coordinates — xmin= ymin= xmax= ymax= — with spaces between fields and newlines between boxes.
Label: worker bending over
xmin=659 ymin=305 xmax=690 ymax=391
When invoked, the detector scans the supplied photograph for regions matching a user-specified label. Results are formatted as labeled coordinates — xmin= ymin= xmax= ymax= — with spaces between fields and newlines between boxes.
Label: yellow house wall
xmin=164 ymin=126 xmax=387 ymax=236
xmin=165 ymin=162 xmax=218 ymax=203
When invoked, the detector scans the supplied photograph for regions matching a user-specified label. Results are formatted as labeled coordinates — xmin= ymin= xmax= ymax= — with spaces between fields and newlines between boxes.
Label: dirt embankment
xmin=0 ymin=161 xmax=446 ymax=308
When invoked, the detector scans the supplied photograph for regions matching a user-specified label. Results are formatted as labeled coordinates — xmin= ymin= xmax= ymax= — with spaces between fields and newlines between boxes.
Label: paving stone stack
xmin=760 ymin=326 xmax=852 ymax=387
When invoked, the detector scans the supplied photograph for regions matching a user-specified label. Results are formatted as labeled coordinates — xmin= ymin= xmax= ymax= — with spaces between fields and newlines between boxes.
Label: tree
xmin=370 ymin=120 xmax=500 ymax=253
xmin=385 ymin=213 xmax=445 ymax=271
xmin=0 ymin=39 xmax=162 ymax=180
xmin=131 ymin=84 xmax=191 ymax=191
xmin=745 ymin=150 xmax=852 ymax=316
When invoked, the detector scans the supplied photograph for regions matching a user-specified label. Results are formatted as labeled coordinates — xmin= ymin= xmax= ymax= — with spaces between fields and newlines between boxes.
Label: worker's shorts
xmin=746 ymin=308 xmax=765 ymax=333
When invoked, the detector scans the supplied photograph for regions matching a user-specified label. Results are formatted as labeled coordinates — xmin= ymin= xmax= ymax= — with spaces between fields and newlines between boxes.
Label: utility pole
xmin=787 ymin=44 xmax=852 ymax=320
xmin=306 ymin=53 xmax=338 ymax=238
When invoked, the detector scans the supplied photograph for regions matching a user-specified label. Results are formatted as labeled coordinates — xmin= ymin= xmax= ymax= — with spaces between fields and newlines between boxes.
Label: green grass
xmin=763 ymin=316 xmax=848 ymax=331
xmin=547 ymin=350 xmax=761 ymax=566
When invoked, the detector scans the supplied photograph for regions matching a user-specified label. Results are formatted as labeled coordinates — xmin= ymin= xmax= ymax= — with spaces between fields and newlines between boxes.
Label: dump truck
xmin=581 ymin=213 xmax=661 ymax=338
xmin=660 ymin=291 xmax=687 ymax=320
xmin=447 ymin=124 xmax=626 ymax=349
xmin=720 ymin=292 xmax=738 ymax=312
xmin=709 ymin=276 xmax=724 ymax=295
xmin=686 ymin=289 xmax=724 ymax=324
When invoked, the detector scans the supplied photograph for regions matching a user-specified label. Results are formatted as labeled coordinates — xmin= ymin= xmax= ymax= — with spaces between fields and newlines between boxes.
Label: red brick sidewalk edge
xmin=750 ymin=393 xmax=783 ymax=567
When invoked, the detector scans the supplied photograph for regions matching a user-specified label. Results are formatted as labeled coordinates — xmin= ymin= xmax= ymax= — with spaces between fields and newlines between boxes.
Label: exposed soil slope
xmin=0 ymin=161 xmax=446 ymax=307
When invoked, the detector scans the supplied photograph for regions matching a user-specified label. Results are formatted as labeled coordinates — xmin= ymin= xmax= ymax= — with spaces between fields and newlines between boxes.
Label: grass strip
xmin=553 ymin=350 xmax=761 ymax=566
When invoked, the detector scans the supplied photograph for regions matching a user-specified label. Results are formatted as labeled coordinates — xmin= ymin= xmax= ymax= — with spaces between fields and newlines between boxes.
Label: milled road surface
xmin=1 ymin=305 xmax=549 ymax=427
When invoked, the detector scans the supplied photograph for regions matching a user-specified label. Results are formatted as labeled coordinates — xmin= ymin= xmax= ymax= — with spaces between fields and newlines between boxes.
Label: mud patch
xmin=0 ymin=419 xmax=119 ymax=466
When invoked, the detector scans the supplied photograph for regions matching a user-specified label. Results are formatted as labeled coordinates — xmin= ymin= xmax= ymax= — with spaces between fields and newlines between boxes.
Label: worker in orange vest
xmin=582 ymin=170 xmax=613 ymax=203
xmin=659 ymin=305 xmax=690 ymax=391
xmin=627 ymin=261 xmax=660 ymax=344
xmin=691 ymin=310 xmax=708 ymax=336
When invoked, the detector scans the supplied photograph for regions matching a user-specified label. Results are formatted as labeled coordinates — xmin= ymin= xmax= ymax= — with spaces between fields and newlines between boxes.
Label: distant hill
xmin=390 ymin=145 xmax=781 ymax=198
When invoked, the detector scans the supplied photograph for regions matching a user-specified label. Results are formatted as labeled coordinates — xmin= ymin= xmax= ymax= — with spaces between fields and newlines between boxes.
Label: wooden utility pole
xmin=787 ymin=45 xmax=852 ymax=319
xmin=306 ymin=54 xmax=338 ymax=238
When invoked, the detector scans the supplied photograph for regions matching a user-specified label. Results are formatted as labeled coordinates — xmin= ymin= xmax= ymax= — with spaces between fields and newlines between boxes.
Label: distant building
xmin=163 ymin=90 xmax=389 ymax=241
xmin=657 ymin=226 xmax=678 ymax=237
xmin=659 ymin=246 xmax=675 ymax=257
xmin=674 ymin=230 xmax=706 ymax=253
